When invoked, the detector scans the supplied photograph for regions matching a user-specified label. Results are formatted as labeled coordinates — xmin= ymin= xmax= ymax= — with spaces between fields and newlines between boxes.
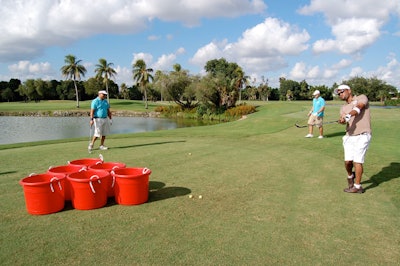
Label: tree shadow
xmin=148 ymin=181 xmax=191 ymax=202
xmin=113 ymin=140 xmax=186 ymax=150
xmin=362 ymin=162 xmax=400 ymax=191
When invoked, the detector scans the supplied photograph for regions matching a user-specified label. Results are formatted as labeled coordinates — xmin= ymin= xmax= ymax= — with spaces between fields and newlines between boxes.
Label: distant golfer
xmin=305 ymin=90 xmax=325 ymax=138
xmin=335 ymin=84 xmax=371 ymax=193
xmin=88 ymin=90 xmax=112 ymax=151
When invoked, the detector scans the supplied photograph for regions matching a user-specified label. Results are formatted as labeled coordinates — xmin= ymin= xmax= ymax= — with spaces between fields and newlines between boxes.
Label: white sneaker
xmin=99 ymin=145 xmax=108 ymax=150
xmin=318 ymin=136 xmax=324 ymax=139
xmin=88 ymin=144 xmax=93 ymax=151
xmin=305 ymin=134 xmax=313 ymax=138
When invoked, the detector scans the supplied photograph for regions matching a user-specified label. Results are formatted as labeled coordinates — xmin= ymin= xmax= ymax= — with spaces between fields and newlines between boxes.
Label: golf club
xmin=295 ymin=120 xmax=339 ymax=128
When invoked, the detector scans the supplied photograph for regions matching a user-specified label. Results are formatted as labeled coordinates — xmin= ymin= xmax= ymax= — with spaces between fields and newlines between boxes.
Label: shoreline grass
xmin=1 ymin=101 xmax=399 ymax=265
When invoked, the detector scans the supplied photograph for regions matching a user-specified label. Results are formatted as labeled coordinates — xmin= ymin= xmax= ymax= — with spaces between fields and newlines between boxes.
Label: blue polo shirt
xmin=91 ymin=97 xmax=109 ymax=118
xmin=312 ymin=97 xmax=325 ymax=117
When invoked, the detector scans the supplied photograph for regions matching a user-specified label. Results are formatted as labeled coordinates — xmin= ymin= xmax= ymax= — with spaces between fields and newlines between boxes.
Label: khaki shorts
xmin=93 ymin=118 xmax=110 ymax=137
xmin=307 ymin=115 xmax=323 ymax=127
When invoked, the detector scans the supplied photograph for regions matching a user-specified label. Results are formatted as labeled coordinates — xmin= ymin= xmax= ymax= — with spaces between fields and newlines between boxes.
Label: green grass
xmin=1 ymin=101 xmax=399 ymax=265
xmin=0 ymin=99 xmax=167 ymax=113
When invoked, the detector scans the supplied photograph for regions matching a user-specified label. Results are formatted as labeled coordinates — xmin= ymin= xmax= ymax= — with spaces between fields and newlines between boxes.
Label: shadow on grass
xmin=148 ymin=181 xmax=191 ymax=202
xmin=112 ymin=140 xmax=186 ymax=150
xmin=324 ymin=131 xmax=346 ymax=138
xmin=59 ymin=180 xmax=190 ymax=212
xmin=362 ymin=162 xmax=400 ymax=191
xmin=0 ymin=171 xmax=17 ymax=175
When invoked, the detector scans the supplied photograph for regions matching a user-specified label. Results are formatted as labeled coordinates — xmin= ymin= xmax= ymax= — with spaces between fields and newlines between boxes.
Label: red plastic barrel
xmin=47 ymin=165 xmax=87 ymax=201
xmin=19 ymin=173 xmax=66 ymax=215
xmin=89 ymin=162 xmax=126 ymax=197
xmin=112 ymin=167 xmax=151 ymax=205
xmin=68 ymin=157 xmax=103 ymax=167
xmin=67 ymin=169 xmax=109 ymax=210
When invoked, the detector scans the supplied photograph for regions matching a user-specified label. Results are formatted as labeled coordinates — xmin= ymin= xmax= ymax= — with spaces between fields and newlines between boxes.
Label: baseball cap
xmin=98 ymin=90 xmax=108 ymax=95
xmin=334 ymin=84 xmax=350 ymax=95
xmin=312 ymin=90 xmax=320 ymax=96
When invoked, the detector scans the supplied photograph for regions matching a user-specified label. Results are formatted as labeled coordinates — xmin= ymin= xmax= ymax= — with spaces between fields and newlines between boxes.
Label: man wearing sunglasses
xmin=334 ymin=84 xmax=371 ymax=193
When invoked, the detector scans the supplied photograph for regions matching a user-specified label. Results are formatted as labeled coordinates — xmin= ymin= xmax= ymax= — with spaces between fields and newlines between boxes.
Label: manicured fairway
xmin=1 ymin=101 xmax=399 ymax=265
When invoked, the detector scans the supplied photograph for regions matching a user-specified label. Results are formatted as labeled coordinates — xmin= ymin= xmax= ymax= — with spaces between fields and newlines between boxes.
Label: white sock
xmin=348 ymin=175 xmax=353 ymax=179
xmin=354 ymin=183 xmax=361 ymax=189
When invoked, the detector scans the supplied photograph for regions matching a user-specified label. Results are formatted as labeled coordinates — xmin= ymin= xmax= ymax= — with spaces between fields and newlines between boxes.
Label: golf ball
xmin=188 ymin=153 xmax=192 ymax=155
xmin=198 ymin=195 xmax=202 ymax=199
xmin=188 ymin=195 xmax=193 ymax=199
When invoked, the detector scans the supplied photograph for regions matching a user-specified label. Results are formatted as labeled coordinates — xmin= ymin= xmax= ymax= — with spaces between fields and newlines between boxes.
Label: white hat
xmin=312 ymin=90 xmax=320 ymax=96
xmin=334 ymin=84 xmax=350 ymax=95
xmin=98 ymin=90 xmax=108 ymax=95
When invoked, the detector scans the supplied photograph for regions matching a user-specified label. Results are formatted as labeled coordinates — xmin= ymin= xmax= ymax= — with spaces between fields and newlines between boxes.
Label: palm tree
xmin=60 ymin=54 xmax=87 ymax=108
xmin=94 ymin=58 xmax=117 ymax=103
xmin=231 ymin=67 xmax=249 ymax=104
xmin=132 ymin=59 xmax=154 ymax=109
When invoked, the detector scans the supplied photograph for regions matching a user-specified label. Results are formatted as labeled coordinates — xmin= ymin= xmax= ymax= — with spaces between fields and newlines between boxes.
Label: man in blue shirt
xmin=305 ymin=90 xmax=325 ymax=139
xmin=88 ymin=90 xmax=112 ymax=151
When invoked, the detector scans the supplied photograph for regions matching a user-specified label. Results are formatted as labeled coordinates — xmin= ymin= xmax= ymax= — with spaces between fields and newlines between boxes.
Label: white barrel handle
xmin=79 ymin=167 xmax=87 ymax=172
xmin=29 ymin=173 xmax=36 ymax=176
xmin=111 ymin=175 xmax=115 ymax=188
xmin=49 ymin=177 xmax=61 ymax=193
xmin=99 ymin=154 xmax=104 ymax=162
xmin=89 ymin=175 xmax=100 ymax=194
xmin=142 ymin=168 xmax=150 ymax=174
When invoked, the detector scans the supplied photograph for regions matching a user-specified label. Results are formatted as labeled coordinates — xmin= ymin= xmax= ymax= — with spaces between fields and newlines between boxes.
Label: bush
xmin=155 ymin=102 xmax=257 ymax=121
xmin=224 ymin=104 xmax=256 ymax=118
xmin=384 ymin=99 xmax=400 ymax=106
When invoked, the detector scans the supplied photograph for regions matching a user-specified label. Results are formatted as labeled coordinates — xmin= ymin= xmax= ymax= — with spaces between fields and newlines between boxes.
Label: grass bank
xmin=1 ymin=101 xmax=399 ymax=265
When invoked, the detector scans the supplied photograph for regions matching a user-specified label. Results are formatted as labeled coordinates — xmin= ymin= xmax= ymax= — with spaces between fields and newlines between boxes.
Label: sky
xmin=1 ymin=0 xmax=400 ymax=89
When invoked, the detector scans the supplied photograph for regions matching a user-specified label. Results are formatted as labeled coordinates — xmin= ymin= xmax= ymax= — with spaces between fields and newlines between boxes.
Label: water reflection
xmin=0 ymin=116 xmax=213 ymax=145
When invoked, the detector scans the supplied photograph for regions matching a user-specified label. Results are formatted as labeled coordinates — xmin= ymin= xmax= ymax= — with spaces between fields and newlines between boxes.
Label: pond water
xmin=0 ymin=116 xmax=210 ymax=145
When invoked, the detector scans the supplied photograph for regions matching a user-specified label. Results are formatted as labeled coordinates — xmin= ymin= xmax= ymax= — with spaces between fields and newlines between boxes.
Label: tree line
xmin=1 ymin=56 xmax=399 ymax=109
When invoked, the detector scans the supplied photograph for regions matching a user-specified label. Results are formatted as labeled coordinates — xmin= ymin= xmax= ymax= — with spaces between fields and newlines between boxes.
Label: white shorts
xmin=93 ymin=118 xmax=110 ymax=137
xmin=342 ymin=133 xmax=371 ymax=163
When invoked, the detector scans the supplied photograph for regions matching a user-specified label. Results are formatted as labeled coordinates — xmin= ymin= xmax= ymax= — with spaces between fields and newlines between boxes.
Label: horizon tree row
xmin=0 ymin=56 xmax=398 ymax=107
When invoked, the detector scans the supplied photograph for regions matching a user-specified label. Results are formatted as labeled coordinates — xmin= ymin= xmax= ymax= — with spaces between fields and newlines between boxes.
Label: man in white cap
xmin=335 ymin=84 xmax=371 ymax=193
xmin=88 ymin=90 xmax=112 ymax=151
xmin=305 ymin=90 xmax=325 ymax=138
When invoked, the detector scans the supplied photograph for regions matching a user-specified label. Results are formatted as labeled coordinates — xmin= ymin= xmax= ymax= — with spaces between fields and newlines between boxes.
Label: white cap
xmin=312 ymin=90 xmax=320 ymax=96
xmin=334 ymin=84 xmax=350 ymax=95
xmin=98 ymin=90 xmax=107 ymax=95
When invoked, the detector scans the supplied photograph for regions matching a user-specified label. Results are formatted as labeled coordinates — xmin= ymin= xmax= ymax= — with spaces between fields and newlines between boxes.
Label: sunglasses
xmin=337 ymin=90 xmax=345 ymax=95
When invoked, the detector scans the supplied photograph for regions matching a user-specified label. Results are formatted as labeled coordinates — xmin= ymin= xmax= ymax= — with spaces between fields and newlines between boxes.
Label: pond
xmin=0 ymin=116 xmax=213 ymax=145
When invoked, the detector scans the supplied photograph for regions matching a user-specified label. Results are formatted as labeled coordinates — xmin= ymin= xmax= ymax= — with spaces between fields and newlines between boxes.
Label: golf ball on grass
xmin=188 ymin=195 xmax=193 ymax=199
xmin=198 ymin=195 xmax=202 ymax=199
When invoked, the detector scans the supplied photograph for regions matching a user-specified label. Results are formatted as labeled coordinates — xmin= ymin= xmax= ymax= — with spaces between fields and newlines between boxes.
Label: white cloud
xmin=9 ymin=61 xmax=52 ymax=75
xmin=190 ymin=18 xmax=310 ymax=75
xmin=152 ymin=54 xmax=177 ymax=71
xmin=148 ymin=35 xmax=161 ymax=41
xmin=299 ymin=0 xmax=399 ymax=55
xmin=0 ymin=0 xmax=266 ymax=62
xmin=114 ymin=66 xmax=133 ymax=86
xmin=313 ymin=18 xmax=382 ymax=54
xmin=298 ymin=0 xmax=398 ymax=23
xmin=132 ymin=53 xmax=154 ymax=66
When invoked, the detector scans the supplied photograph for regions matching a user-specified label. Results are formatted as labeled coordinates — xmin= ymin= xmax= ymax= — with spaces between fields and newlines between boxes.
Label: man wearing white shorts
xmin=88 ymin=90 xmax=112 ymax=151
xmin=335 ymin=84 xmax=371 ymax=193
